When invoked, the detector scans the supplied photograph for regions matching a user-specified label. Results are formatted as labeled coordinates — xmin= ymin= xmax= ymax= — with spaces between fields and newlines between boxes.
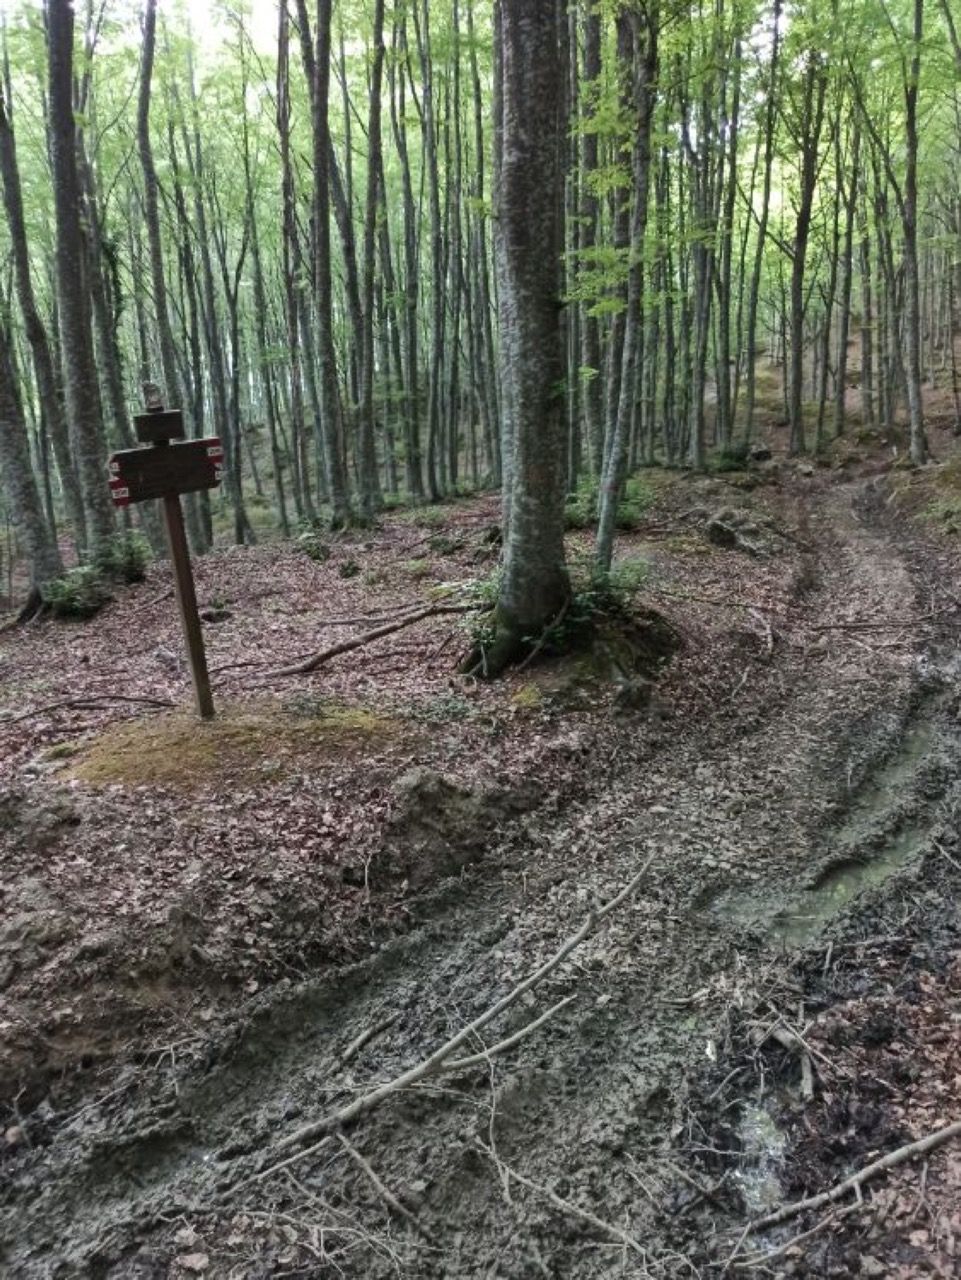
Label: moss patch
xmin=67 ymin=698 xmax=397 ymax=788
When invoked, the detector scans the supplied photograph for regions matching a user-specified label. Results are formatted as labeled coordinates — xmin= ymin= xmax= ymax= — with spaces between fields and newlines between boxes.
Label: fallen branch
xmin=219 ymin=1134 xmax=333 ymax=1197
xmin=0 ymin=693 xmax=174 ymax=726
xmin=474 ymin=1136 xmax=647 ymax=1260
xmin=646 ymin=585 xmax=777 ymax=613
xmin=338 ymin=1133 xmax=423 ymax=1232
xmin=735 ymin=1203 xmax=863 ymax=1270
xmin=339 ymin=1013 xmax=400 ymax=1067
xmin=261 ymin=603 xmax=481 ymax=678
xmin=271 ymin=853 xmax=655 ymax=1153
xmin=746 ymin=1119 xmax=961 ymax=1232
xmin=807 ymin=605 xmax=960 ymax=633
xmin=443 ymin=995 xmax=576 ymax=1072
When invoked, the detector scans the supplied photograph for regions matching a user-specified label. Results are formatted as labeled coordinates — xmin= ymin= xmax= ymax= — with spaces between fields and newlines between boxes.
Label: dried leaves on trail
xmin=4 ymin=454 xmax=961 ymax=1278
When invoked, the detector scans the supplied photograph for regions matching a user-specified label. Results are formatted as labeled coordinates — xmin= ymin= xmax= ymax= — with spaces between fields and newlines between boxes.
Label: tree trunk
xmin=311 ymin=0 xmax=352 ymax=525
xmin=46 ymin=0 xmax=114 ymax=555
xmin=0 ymin=79 xmax=87 ymax=553
xmin=0 ymin=322 xmax=63 ymax=600
xmin=484 ymin=0 xmax=569 ymax=673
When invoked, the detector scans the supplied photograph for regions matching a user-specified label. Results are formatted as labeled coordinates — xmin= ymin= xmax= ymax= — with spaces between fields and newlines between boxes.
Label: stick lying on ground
xmin=261 ymin=602 xmax=481 ymax=678
xmin=474 ymin=1136 xmax=647 ymax=1260
xmin=0 ymin=693 xmax=174 ymax=726
xmin=746 ymin=1118 xmax=961 ymax=1231
xmin=269 ymin=853 xmax=655 ymax=1154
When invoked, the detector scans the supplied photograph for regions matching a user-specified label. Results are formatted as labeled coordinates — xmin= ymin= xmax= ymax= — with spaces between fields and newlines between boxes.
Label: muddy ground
xmin=2 ymin=432 xmax=961 ymax=1278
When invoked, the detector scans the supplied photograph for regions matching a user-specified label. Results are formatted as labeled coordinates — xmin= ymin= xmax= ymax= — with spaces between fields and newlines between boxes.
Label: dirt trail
xmin=3 ymin=472 xmax=961 ymax=1278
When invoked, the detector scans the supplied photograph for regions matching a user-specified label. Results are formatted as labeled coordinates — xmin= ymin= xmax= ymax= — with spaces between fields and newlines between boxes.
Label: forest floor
xmin=2 ymin=421 xmax=961 ymax=1277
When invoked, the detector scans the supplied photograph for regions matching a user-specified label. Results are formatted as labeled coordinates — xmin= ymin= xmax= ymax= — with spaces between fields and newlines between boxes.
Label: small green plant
xmin=565 ymin=474 xmax=653 ymax=530
xmin=338 ymin=557 xmax=361 ymax=578
xmin=95 ymin=532 xmax=151 ymax=583
xmin=608 ymin=554 xmax=650 ymax=595
xmin=412 ymin=506 xmax=447 ymax=529
xmin=403 ymin=557 xmax=432 ymax=580
xmin=297 ymin=529 xmax=331 ymax=562
xmin=711 ymin=441 xmax=751 ymax=473
xmin=564 ymin=475 xmax=598 ymax=529
xmin=43 ymin=566 xmax=113 ymax=619
xmin=427 ymin=532 xmax=465 ymax=555
xmin=461 ymin=555 xmax=650 ymax=662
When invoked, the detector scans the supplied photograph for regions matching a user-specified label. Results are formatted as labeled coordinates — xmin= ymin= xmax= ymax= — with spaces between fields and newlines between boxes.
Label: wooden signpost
xmin=108 ymin=396 xmax=223 ymax=720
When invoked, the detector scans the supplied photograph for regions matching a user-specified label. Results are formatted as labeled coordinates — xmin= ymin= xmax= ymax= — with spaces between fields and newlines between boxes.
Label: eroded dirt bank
xmin=2 ymin=459 xmax=961 ymax=1277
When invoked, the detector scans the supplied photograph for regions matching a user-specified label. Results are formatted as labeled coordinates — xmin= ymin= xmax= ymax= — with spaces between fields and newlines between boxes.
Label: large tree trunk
xmin=311 ymin=0 xmax=352 ymax=525
xmin=0 ymin=323 xmax=63 ymax=601
xmin=0 ymin=83 xmax=87 ymax=554
xmin=595 ymin=10 xmax=658 ymax=572
xmin=903 ymin=0 xmax=928 ymax=464
xmin=483 ymin=0 xmax=569 ymax=673
xmin=357 ymin=0 xmax=386 ymax=521
xmin=787 ymin=54 xmax=827 ymax=456
xmin=743 ymin=0 xmax=781 ymax=444
xmin=46 ymin=0 xmax=114 ymax=556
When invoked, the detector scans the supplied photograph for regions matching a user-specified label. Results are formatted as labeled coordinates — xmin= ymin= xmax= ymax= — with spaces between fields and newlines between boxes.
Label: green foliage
xmin=296 ymin=528 xmax=331 ymax=562
xmin=94 ymin=532 xmax=151 ymax=584
xmin=338 ymin=558 xmax=361 ymax=579
xmin=564 ymin=475 xmax=653 ymax=531
xmin=710 ymin=442 xmax=751 ymax=473
xmin=615 ymin=477 xmax=654 ymax=529
xmin=565 ymin=475 xmax=599 ymax=528
xmin=43 ymin=566 xmax=113 ymax=619
xmin=461 ymin=554 xmax=649 ymax=658
xmin=411 ymin=506 xmax=448 ymax=529
xmin=427 ymin=532 xmax=465 ymax=555
xmin=402 ymin=557 xmax=432 ymax=580
xmin=545 ymin=554 xmax=650 ymax=649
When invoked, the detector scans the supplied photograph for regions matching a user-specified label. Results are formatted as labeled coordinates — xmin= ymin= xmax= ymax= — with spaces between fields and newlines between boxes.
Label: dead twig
xmin=749 ymin=608 xmax=774 ymax=658
xmin=270 ymin=854 xmax=655 ymax=1153
xmin=260 ymin=603 xmax=480 ymax=678
xmin=474 ymin=1136 xmax=647 ymax=1261
xmin=337 ymin=1133 xmax=423 ymax=1232
xmin=339 ymin=1013 xmax=400 ymax=1067
xmin=221 ymin=1135 xmax=333 ymax=1196
xmin=806 ymin=605 xmax=960 ymax=633
xmin=0 ymin=693 xmax=174 ymax=726
xmin=443 ymin=995 xmax=576 ymax=1071
xmin=933 ymin=839 xmax=961 ymax=873
xmin=734 ymin=1203 xmax=863 ymax=1270
xmin=745 ymin=1119 xmax=961 ymax=1232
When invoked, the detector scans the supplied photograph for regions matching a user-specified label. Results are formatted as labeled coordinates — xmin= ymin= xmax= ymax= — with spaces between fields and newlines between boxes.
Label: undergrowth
xmin=43 ymin=534 xmax=151 ymax=619
xmin=460 ymin=553 xmax=650 ymax=661
xmin=564 ymin=475 xmax=653 ymax=530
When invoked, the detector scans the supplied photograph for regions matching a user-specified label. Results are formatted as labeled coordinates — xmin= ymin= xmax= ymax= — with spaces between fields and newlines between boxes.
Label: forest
xmin=3 ymin=0 xmax=961 ymax=1276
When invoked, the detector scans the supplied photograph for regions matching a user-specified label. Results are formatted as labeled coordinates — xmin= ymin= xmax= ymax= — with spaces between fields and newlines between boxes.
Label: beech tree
xmin=482 ymin=0 xmax=569 ymax=672
xmin=0 ymin=0 xmax=957 ymax=614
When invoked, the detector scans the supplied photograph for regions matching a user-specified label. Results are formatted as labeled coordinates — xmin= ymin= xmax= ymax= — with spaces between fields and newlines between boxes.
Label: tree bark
xmin=0 ymin=79 xmax=87 ymax=553
xmin=0 ymin=322 xmax=63 ymax=599
xmin=46 ymin=0 xmax=114 ymax=555
xmin=484 ymin=0 xmax=569 ymax=672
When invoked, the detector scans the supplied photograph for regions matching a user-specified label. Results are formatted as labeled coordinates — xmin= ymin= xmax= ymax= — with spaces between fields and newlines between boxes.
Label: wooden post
xmin=161 ymin=491 xmax=214 ymax=720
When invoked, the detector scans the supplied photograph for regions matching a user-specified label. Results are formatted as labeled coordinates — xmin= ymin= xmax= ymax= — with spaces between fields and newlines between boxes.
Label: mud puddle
xmin=706 ymin=710 xmax=952 ymax=948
